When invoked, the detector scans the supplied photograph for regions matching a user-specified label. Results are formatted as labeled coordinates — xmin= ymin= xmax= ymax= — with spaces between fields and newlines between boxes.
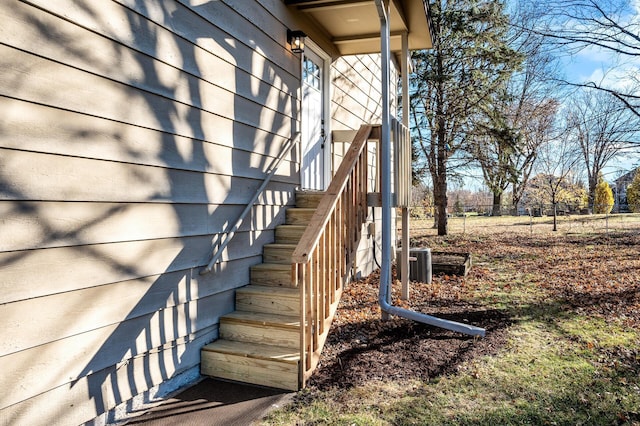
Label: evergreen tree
xmin=410 ymin=0 xmax=523 ymax=235
xmin=626 ymin=171 xmax=640 ymax=213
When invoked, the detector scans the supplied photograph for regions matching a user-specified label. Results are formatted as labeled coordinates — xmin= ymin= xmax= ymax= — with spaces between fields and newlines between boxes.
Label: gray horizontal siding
xmin=0 ymin=293 xmax=226 ymax=410
xmin=1 ymin=325 xmax=218 ymax=426
xmin=0 ymin=43 xmax=294 ymax=143
xmin=0 ymin=97 xmax=297 ymax=169
xmin=331 ymin=55 xmax=384 ymax=130
xmin=331 ymin=54 xmax=399 ymax=131
xmin=0 ymin=201 xmax=286 ymax=251
xmin=0 ymin=0 xmax=302 ymax=423
xmin=0 ymin=267 xmax=248 ymax=358
xmin=0 ymin=235 xmax=269 ymax=305
xmin=0 ymin=148 xmax=297 ymax=203
xmin=16 ymin=0 xmax=299 ymax=101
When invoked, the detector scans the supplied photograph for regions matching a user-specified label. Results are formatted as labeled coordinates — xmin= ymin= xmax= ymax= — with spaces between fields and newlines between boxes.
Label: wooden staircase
xmin=200 ymin=190 xmax=324 ymax=391
xmin=201 ymin=125 xmax=379 ymax=391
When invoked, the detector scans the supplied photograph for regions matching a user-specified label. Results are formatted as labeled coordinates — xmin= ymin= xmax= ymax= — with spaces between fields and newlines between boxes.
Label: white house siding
xmin=330 ymin=54 xmax=399 ymax=278
xmin=0 ymin=0 xmax=301 ymax=424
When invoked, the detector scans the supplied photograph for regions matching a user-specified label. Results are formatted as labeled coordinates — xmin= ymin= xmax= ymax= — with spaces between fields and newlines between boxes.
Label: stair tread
xmin=263 ymin=244 xmax=297 ymax=264
xmin=222 ymin=311 xmax=300 ymax=328
xmin=236 ymin=284 xmax=298 ymax=297
xmin=264 ymin=243 xmax=297 ymax=248
xmin=251 ymin=263 xmax=290 ymax=270
xmin=296 ymin=190 xmax=324 ymax=195
xmin=285 ymin=209 xmax=315 ymax=226
xmin=202 ymin=339 xmax=299 ymax=364
xmin=295 ymin=191 xmax=325 ymax=208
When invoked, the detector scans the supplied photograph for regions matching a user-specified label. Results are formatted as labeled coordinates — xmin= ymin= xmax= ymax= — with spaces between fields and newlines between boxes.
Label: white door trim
xmin=301 ymin=39 xmax=331 ymax=190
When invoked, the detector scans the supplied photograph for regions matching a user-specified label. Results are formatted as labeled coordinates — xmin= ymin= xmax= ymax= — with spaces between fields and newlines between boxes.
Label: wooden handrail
xmin=292 ymin=124 xmax=379 ymax=388
xmin=201 ymin=132 xmax=300 ymax=275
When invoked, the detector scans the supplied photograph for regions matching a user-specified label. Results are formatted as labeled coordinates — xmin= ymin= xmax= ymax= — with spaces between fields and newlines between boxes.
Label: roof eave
xmin=285 ymin=0 xmax=433 ymax=56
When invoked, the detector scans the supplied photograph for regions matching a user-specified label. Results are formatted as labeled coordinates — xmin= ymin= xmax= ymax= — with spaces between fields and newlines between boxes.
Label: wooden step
xmin=286 ymin=208 xmax=316 ymax=225
xmin=235 ymin=285 xmax=299 ymax=316
xmin=201 ymin=340 xmax=299 ymax=391
xmin=263 ymin=243 xmax=296 ymax=264
xmin=275 ymin=225 xmax=307 ymax=244
xmin=250 ymin=263 xmax=293 ymax=287
xmin=295 ymin=190 xmax=325 ymax=208
xmin=220 ymin=311 xmax=300 ymax=349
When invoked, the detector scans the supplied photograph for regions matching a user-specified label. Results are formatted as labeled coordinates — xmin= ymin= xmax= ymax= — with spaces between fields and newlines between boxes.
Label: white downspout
xmin=374 ymin=0 xmax=485 ymax=337
xmin=400 ymin=31 xmax=411 ymax=301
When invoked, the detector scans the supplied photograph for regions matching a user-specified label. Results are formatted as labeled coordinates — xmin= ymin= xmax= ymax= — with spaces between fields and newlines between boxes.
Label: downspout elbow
xmin=378 ymin=291 xmax=486 ymax=337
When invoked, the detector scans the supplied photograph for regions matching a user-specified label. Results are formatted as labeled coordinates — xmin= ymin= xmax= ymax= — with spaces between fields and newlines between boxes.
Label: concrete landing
xmin=125 ymin=378 xmax=293 ymax=425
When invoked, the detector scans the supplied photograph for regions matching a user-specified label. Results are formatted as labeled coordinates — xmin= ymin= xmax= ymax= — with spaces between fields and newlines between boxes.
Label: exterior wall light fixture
xmin=287 ymin=29 xmax=306 ymax=53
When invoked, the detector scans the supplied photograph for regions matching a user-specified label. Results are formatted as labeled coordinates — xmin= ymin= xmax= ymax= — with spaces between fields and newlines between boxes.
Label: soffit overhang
xmin=285 ymin=0 xmax=433 ymax=55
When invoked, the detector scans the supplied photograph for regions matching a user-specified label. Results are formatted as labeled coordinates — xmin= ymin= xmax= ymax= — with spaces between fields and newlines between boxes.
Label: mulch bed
xmin=308 ymin=268 xmax=511 ymax=390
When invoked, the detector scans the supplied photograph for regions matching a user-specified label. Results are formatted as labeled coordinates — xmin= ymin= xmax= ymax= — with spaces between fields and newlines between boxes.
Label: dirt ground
xmin=307 ymin=269 xmax=511 ymax=390
xmin=306 ymin=231 xmax=640 ymax=391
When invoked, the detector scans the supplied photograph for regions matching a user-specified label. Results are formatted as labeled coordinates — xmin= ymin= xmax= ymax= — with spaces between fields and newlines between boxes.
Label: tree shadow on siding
xmin=332 ymin=56 xmax=382 ymax=127
xmin=77 ymin=1 xmax=300 ymax=422
xmin=0 ymin=1 xmax=298 ymax=424
xmin=69 ymin=2 xmax=210 ymax=418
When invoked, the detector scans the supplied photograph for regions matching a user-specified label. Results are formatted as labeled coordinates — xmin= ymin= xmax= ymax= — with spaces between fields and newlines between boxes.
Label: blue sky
xmin=455 ymin=1 xmax=640 ymax=190
xmin=563 ymin=44 xmax=640 ymax=180
xmin=552 ymin=0 xmax=640 ymax=181
xmin=563 ymin=46 xmax=639 ymax=93
xmin=560 ymin=0 xmax=640 ymax=86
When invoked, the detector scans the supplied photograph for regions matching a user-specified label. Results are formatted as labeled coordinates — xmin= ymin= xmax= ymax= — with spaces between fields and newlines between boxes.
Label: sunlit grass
xmin=410 ymin=212 xmax=640 ymax=236
xmin=402 ymin=318 xmax=640 ymax=426
xmin=558 ymin=315 xmax=640 ymax=349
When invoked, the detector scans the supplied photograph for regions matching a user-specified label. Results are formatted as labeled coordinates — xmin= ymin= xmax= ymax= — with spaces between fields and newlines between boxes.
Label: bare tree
xmin=516 ymin=0 xmax=640 ymax=117
xmin=469 ymin=10 xmax=561 ymax=215
xmin=469 ymin=105 xmax=519 ymax=216
xmin=567 ymin=89 xmax=639 ymax=208
xmin=511 ymin=98 xmax=559 ymax=207
xmin=531 ymin=134 xmax=582 ymax=230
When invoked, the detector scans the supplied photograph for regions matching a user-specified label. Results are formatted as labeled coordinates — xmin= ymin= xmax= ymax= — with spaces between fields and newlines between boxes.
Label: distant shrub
xmin=594 ymin=180 xmax=614 ymax=214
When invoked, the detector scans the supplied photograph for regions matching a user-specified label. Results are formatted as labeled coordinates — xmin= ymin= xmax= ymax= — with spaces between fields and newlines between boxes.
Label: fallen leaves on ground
xmin=307 ymin=231 xmax=640 ymax=390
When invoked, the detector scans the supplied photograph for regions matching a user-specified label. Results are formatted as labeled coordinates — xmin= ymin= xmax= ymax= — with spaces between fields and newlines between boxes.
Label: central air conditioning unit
xmin=397 ymin=247 xmax=432 ymax=284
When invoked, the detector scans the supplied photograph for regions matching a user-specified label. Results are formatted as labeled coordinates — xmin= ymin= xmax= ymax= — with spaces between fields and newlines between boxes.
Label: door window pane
xmin=303 ymin=57 xmax=321 ymax=90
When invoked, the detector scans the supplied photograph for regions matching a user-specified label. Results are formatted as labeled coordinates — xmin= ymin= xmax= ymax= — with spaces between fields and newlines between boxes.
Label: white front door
xmin=301 ymin=48 xmax=326 ymax=190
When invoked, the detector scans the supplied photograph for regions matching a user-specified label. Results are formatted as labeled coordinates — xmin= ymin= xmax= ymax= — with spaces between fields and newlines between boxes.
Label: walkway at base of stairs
xmin=123 ymin=378 xmax=294 ymax=426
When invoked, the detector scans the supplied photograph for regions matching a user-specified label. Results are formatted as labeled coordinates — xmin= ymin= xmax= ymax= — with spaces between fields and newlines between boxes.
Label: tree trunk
xmin=432 ymin=50 xmax=449 ymax=236
xmin=434 ymin=176 xmax=448 ymax=235
xmin=512 ymin=182 xmax=522 ymax=216
xmin=588 ymin=175 xmax=597 ymax=211
xmin=492 ymin=192 xmax=502 ymax=216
